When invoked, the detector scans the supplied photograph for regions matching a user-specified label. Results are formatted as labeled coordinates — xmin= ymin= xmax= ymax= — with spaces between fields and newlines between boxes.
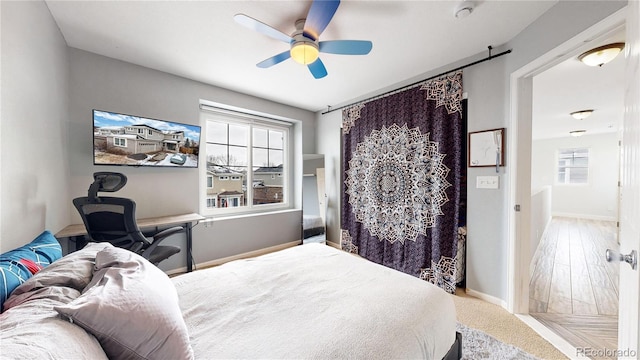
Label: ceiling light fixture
xmin=290 ymin=41 xmax=319 ymax=65
xmin=454 ymin=1 xmax=475 ymax=19
xmin=570 ymin=109 xmax=594 ymax=120
xmin=570 ymin=130 xmax=587 ymax=137
xmin=578 ymin=42 xmax=625 ymax=67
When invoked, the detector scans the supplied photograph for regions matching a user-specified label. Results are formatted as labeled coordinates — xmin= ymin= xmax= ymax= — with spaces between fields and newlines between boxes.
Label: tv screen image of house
xmin=93 ymin=109 xmax=201 ymax=168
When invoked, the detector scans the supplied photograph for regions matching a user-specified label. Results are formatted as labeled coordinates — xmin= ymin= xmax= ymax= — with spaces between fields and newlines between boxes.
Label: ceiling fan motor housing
xmin=290 ymin=19 xmax=319 ymax=65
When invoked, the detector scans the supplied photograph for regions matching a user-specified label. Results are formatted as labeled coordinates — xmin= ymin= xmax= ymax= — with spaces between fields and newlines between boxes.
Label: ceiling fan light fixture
xmin=570 ymin=130 xmax=587 ymax=137
xmin=290 ymin=41 xmax=319 ymax=65
xmin=570 ymin=109 xmax=594 ymax=120
xmin=578 ymin=42 xmax=625 ymax=67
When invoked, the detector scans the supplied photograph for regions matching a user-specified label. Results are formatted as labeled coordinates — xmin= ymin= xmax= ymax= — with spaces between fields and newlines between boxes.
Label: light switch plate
xmin=477 ymin=175 xmax=500 ymax=189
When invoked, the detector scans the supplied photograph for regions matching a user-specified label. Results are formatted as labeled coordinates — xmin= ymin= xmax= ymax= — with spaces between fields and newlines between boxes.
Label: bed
xmin=0 ymin=241 xmax=461 ymax=359
xmin=303 ymin=214 xmax=325 ymax=239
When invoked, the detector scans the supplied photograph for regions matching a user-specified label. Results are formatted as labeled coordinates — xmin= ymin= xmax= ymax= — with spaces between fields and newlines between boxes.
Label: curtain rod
xmin=321 ymin=46 xmax=512 ymax=115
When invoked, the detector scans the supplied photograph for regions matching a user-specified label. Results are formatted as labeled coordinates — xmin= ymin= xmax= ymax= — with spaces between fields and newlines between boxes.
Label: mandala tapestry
xmin=341 ymin=71 xmax=467 ymax=293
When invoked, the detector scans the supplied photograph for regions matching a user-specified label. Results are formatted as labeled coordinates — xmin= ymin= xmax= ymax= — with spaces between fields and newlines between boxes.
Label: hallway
xmin=529 ymin=217 xmax=619 ymax=358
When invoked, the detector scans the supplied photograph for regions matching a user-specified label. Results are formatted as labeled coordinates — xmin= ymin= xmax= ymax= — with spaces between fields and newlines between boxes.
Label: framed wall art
xmin=468 ymin=128 xmax=505 ymax=168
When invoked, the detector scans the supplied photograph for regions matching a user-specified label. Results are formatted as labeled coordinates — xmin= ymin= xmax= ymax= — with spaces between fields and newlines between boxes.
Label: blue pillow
xmin=0 ymin=230 xmax=62 ymax=310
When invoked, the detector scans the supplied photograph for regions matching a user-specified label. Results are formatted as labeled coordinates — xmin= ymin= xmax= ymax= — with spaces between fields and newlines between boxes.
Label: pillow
xmin=0 ymin=230 xmax=62 ymax=310
xmin=3 ymin=242 xmax=114 ymax=311
xmin=55 ymin=247 xmax=194 ymax=360
xmin=1 ymin=291 xmax=108 ymax=360
xmin=0 ymin=243 xmax=115 ymax=360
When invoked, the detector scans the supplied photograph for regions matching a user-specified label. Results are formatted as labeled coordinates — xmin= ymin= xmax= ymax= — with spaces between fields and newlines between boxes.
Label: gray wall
xmin=0 ymin=1 xmax=318 ymax=272
xmin=317 ymin=0 xmax=626 ymax=301
xmin=67 ymin=49 xmax=315 ymax=271
xmin=1 ymin=1 xmax=71 ymax=252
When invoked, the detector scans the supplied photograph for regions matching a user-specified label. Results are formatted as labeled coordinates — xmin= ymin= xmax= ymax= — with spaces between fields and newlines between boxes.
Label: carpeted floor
xmin=457 ymin=322 xmax=539 ymax=360
xmin=453 ymin=289 xmax=567 ymax=360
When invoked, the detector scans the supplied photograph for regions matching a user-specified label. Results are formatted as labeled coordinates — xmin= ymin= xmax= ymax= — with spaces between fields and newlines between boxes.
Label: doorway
xmin=506 ymin=8 xmax=628 ymax=358
xmin=526 ymin=27 xmax=625 ymax=355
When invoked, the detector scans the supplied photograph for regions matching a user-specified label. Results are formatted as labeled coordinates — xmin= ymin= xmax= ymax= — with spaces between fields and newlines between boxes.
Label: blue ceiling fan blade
xmin=319 ymin=40 xmax=373 ymax=55
xmin=234 ymin=14 xmax=292 ymax=43
xmin=308 ymin=58 xmax=328 ymax=79
xmin=303 ymin=0 xmax=340 ymax=41
xmin=257 ymin=50 xmax=291 ymax=68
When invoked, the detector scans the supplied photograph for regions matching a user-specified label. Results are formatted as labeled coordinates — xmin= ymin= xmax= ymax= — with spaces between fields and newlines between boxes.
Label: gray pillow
xmin=3 ymin=242 xmax=114 ymax=311
xmin=55 ymin=247 xmax=194 ymax=360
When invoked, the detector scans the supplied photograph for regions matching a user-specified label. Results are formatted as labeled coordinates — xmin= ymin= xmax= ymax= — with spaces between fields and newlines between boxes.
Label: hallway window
xmin=557 ymin=148 xmax=589 ymax=184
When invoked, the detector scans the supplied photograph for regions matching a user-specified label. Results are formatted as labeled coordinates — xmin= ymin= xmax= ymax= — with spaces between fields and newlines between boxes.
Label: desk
xmin=55 ymin=213 xmax=205 ymax=272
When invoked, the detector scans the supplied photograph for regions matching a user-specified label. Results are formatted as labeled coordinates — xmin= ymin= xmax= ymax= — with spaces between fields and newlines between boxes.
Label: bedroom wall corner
xmin=316 ymin=0 xmax=627 ymax=306
xmin=0 ymin=0 xmax=71 ymax=252
xmin=67 ymin=48 xmax=314 ymax=272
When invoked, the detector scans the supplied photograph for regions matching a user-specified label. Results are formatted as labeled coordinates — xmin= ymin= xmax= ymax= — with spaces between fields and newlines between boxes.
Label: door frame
xmin=506 ymin=6 xmax=627 ymax=356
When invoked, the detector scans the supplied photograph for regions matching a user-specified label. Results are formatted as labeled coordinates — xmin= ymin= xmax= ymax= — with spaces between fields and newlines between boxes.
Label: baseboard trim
xmin=326 ymin=241 xmax=340 ymax=249
xmin=465 ymin=288 xmax=508 ymax=310
xmin=166 ymin=240 xmax=302 ymax=276
xmin=551 ymin=212 xmax=617 ymax=222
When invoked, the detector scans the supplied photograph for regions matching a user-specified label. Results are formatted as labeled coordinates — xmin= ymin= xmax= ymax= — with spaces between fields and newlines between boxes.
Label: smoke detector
xmin=454 ymin=1 xmax=475 ymax=19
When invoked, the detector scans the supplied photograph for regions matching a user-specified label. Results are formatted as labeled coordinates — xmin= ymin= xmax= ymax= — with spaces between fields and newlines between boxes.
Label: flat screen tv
xmin=93 ymin=109 xmax=201 ymax=168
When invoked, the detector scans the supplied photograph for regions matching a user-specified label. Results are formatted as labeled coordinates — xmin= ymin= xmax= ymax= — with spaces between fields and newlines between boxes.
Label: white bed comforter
xmin=172 ymin=243 xmax=456 ymax=359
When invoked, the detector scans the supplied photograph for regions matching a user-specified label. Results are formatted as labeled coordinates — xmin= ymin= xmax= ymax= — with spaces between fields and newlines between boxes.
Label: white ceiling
xmin=533 ymin=28 xmax=626 ymax=140
xmin=45 ymin=0 xmax=624 ymax=140
xmin=45 ymin=0 xmax=558 ymax=113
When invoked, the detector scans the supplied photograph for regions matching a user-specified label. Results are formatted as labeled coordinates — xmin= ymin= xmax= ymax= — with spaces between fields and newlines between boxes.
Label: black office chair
xmin=73 ymin=172 xmax=183 ymax=266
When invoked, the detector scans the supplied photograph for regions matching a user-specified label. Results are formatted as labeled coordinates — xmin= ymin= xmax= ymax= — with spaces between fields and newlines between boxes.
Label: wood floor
xmin=529 ymin=217 xmax=619 ymax=359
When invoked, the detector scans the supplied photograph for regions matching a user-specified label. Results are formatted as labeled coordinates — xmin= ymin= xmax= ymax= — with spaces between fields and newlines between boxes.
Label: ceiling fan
xmin=234 ymin=0 xmax=373 ymax=79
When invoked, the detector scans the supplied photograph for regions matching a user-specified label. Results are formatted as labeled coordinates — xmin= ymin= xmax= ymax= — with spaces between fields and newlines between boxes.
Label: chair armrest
xmin=152 ymin=226 xmax=184 ymax=243
xmin=129 ymin=242 xmax=145 ymax=254
xmin=139 ymin=226 xmax=184 ymax=262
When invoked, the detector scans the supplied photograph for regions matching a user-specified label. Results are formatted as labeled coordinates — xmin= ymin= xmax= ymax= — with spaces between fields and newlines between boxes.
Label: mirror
xmin=302 ymin=154 xmax=326 ymax=244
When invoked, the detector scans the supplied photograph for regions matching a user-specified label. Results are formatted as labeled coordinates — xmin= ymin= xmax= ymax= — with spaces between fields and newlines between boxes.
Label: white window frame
xmin=114 ymin=137 xmax=127 ymax=147
xmin=199 ymin=105 xmax=292 ymax=217
xmin=556 ymin=147 xmax=589 ymax=185
xmin=207 ymin=175 xmax=213 ymax=189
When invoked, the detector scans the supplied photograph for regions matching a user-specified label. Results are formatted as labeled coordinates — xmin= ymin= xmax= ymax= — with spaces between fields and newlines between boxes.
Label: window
xmin=201 ymin=108 xmax=290 ymax=215
xmin=114 ymin=137 xmax=127 ymax=147
xmin=557 ymin=148 xmax=589 ymax=184
xmin=207 ymin=175 xmax=213 ymax=188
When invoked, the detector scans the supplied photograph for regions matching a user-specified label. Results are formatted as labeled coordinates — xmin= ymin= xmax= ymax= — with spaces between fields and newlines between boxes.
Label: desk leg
xmin=186 ymin=222 xmax=193 ymax=272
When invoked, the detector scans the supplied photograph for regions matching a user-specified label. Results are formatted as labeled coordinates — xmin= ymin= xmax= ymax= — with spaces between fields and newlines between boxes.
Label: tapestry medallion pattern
xmin=341 ymin=71 xmax=466 ymax=294
xmin=420 ymin=72 xmax=464 ymax=115
xmin=342 ymin=104 xmax=365 ymax=135
xmin=344 ymin=123 xmax=451 ymax=244
xmin=419 ymin=256 xmax=457 ymax=294
xmin=340 ymin=230 xmax=358 ymax=254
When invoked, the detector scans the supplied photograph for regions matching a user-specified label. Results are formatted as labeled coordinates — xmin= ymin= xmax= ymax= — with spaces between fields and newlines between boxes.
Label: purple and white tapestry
xmin=341 ymin=71 xmax=467 ymax=293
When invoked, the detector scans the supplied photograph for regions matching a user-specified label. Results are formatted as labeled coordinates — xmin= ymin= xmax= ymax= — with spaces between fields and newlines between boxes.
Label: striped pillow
xmin=0 ymin=231 xmax=62 ymax=311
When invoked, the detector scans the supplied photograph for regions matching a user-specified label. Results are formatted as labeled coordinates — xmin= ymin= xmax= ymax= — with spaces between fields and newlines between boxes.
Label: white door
xmin=617 ymin=1 xmax=640 ymax=356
